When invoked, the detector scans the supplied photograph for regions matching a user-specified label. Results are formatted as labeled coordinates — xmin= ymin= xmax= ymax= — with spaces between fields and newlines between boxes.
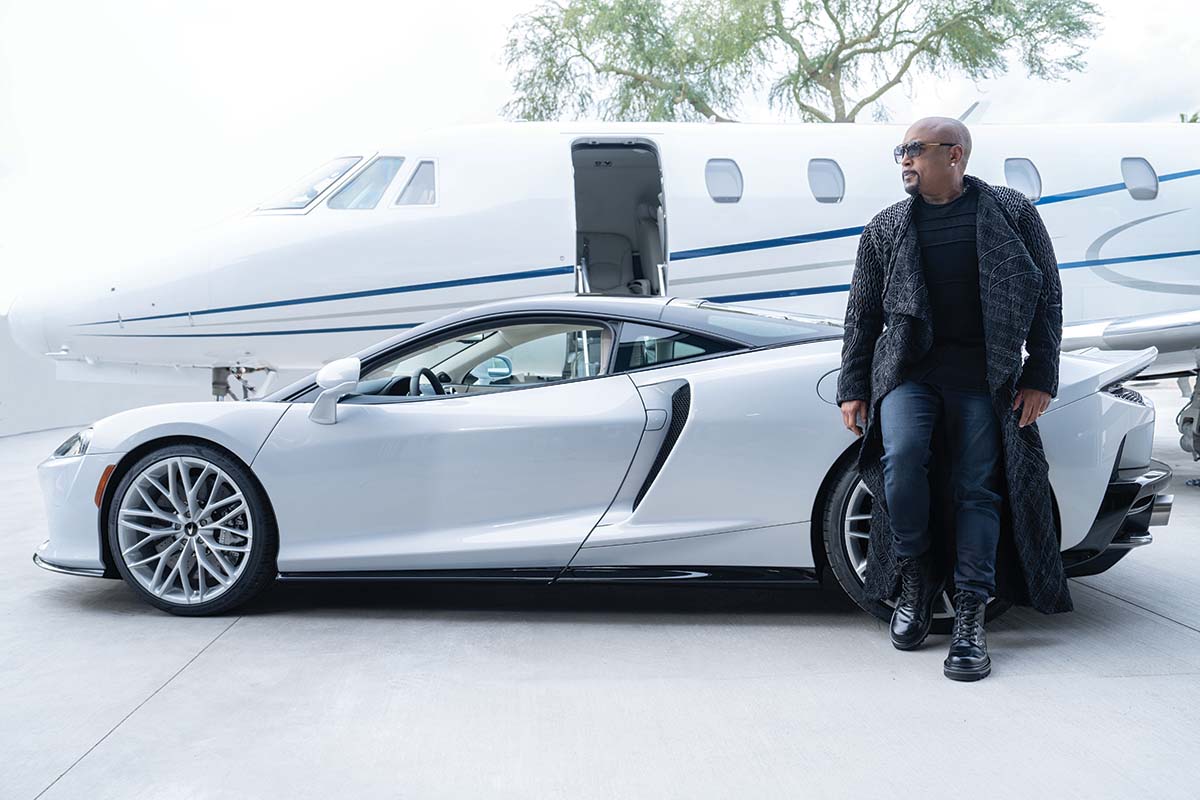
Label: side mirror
xmin=309 ymin=357 xmax=361 ymax=425
xmin=485 ymin=355 xmax=513 ymax=380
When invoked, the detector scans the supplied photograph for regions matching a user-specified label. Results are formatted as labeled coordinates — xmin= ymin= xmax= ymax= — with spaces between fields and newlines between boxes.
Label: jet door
xmin=571 ymin=139 xmax=669 ymax=296
xmin=255 ymin=318 xmax=649 ymax=575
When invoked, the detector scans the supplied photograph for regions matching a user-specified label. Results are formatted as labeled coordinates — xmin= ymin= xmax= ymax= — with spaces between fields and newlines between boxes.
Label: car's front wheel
xmin=107 ymin=443 xmax=277 ymax=615
xmin=820 ymin=453 xmax=1011 ymax=634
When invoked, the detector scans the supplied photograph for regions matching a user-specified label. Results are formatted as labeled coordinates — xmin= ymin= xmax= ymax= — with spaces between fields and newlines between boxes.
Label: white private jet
xmin=8 ymin=120 xmax=1200 ymax=450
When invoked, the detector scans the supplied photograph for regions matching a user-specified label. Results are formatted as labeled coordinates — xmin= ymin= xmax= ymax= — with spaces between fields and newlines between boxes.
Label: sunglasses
xmin=893 ymin=140 xmax=958 ymax=164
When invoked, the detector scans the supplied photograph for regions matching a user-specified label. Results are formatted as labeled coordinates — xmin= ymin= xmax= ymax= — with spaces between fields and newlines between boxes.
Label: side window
xmin=468 ymin=325 xmax=605 ymax=386
xmin=807 ymin=158 xmax=845 ymax=203
xmin=328 ymin=156 xmax=405 ymax=209
xmin=705 ymin=158 xmax=743 ymax=203
xmin=613 ymin=323 xmax=735 ymax=372
xmin=1004 ymin=158 xmax=1042 ymax=202
xmin=1121 ymin=157 xmax=1158 ymax=200
xmin=396 ymin=160 xmax=437 ymax=205
xmin=359 ymin=322 xmax=611 ymax=395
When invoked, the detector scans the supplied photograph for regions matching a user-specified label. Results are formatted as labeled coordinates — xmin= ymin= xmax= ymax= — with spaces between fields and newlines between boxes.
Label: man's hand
xmin=1012 ymin=388 xmax=1051 ymax=428
xmin=840 ymin=400 xmax=867 ymax=437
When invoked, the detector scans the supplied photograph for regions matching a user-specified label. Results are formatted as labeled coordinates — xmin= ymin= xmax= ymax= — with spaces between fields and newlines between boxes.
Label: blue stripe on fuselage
xmin=80 ymin=322 xmax=423 ymax=338
xmin=75 ymin=265 xmax=575 ymax=327
xmin=669 ymin=226 xmax=864 ymax=261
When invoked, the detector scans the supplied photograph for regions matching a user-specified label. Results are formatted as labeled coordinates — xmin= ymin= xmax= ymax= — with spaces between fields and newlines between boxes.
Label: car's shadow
xmin=39 ymin=572 xmax=867 ymax=624
xmin=239 ymin=578 xmax=867 ymax=623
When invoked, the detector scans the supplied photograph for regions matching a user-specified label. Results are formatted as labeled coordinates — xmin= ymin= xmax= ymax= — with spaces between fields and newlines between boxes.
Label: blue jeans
xmin=879 ymin=380 xmax=1003 ymax=599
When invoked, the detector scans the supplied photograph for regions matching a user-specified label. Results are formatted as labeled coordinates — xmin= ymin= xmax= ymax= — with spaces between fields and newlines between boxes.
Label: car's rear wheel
xmin=820 ymin=454 xmax=1011 ymax=634
xmin=107 ymin=443 xmax=277 ymax=615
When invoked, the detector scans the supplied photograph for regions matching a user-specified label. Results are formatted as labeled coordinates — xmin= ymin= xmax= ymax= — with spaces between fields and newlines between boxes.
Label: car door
xmin=253 ymin=318 xmax=648 ymax=575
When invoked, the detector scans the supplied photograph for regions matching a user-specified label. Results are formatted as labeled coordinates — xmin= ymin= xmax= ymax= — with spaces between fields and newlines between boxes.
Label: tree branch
xmin=602 ymin=63 xmax=736 ymax=121
xmin=790 ymin=84 xmax=834 ymax=122
xmin=846 ymin=13 xmax=967 ymax=120
xmin=770 ymin=0 xmax=812 ymax=66
xmin=822 ymin=0 xmax=847 ymax=45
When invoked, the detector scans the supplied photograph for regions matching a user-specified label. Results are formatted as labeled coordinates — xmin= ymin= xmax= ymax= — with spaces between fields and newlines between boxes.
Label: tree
xmin=1182 ymin=111 xmax=1200 ymax=123
xmin=504 ymin=0 xmax=1102 ymax=123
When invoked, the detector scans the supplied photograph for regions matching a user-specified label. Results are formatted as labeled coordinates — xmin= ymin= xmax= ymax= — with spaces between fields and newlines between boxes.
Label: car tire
xmin=820 ymin=452 xmax=1012 ymax=634
xmin=106 ymin=443 xmax=277 ymax=616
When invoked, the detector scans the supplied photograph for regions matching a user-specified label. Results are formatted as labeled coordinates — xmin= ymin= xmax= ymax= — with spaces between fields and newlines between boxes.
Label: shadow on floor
xmin=249 ymin=577 xmax=870 ymax=620
xmin=41 ymin=573 xmax=869 ymax=623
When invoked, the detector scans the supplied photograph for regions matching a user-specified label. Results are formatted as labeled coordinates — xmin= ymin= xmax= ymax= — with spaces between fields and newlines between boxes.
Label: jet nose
xmin=6 ymin=294 xmax=48 ymax=358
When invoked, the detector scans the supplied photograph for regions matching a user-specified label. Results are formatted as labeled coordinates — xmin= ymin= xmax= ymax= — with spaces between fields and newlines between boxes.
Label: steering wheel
xmin=408 ymin=366 xmax=446 ymax=396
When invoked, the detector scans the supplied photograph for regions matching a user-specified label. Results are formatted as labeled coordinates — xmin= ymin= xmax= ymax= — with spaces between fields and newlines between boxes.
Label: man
xmin=836 ymin=116 xmax=1073 ymax=682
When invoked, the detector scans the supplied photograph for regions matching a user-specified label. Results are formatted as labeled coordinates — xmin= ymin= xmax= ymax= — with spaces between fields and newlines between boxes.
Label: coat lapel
xmin=969 ymin=175 xmax=1042 ymax=395
xmin=880 ymin=199 xmax=930 ymax=320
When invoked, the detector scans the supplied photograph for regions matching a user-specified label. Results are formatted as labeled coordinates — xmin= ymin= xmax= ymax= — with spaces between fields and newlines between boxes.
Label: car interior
xmin=351 ymin=321 xmax=615 ymax=399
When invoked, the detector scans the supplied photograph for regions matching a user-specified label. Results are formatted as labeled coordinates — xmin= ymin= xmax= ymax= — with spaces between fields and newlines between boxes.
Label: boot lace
xmin=951 ymin=591 xmax=986 ymax=641
xmin=898 ymin=557 xmax=924 ymax=607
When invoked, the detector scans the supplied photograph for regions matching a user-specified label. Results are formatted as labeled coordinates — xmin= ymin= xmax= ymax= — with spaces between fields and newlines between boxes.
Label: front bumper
xmin=32 ymin=551 xmax=107 ymax=578
xmin=1062 ymin=457 xmax=1173 ymax=577
xmin=33 ymin=451 xmax=120 ymax=575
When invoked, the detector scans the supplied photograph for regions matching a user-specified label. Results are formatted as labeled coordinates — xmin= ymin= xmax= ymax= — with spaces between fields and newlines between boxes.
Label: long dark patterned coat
xmin=836 ymin=173 xmax=1074 ymax=614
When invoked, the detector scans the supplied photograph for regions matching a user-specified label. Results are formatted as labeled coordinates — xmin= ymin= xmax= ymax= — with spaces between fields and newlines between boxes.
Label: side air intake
xmin=633 ymin=383 xmax=691 ymax=509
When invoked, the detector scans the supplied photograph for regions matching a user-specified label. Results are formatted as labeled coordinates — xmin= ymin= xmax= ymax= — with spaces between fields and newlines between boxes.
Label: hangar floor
xmin=2 ymin=383 xmax=1198 ymax=799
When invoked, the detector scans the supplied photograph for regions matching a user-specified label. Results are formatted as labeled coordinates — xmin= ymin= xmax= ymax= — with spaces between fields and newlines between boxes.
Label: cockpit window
xmin=395 ymin=160 xmax=437 ymax=205
xmin=328 ymin=156 xmax=406 ymax=209
xmin=258 ymin=156 xmax=362 ymax=210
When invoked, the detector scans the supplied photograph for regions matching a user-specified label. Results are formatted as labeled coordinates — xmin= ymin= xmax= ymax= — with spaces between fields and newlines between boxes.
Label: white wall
xmin=0 ymin=314 xmax=206 ymax=437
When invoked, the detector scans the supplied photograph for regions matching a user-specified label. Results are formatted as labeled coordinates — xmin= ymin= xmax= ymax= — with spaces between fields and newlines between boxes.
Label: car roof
xmin=440 ymin=292 xmax=674 ymax=324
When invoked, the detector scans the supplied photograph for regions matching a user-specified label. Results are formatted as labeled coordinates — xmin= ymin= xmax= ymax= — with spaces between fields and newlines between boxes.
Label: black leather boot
xmin=943 ymin=589 xmax=991 ymax=681
xmin=889 ymin=549 xmax=941 ymax=650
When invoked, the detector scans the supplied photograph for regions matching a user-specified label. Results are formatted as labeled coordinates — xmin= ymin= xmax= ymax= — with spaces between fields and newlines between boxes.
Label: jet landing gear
xmin=212 ymin=366 xmax=276 ymax=401
xmin=1174 ymin=357 xmax=1200 ymax=484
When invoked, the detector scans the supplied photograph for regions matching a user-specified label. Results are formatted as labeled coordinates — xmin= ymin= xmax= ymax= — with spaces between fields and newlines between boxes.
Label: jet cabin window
xmin=705 ymin=158 xmax=743 ymax=203
xmin=328 ymin=156 xmax=405 ymax=209
xmin=613 ymin=323 xmax=735 ymax=372
xmin=396 ymin=160 xmax=436 ymax=205
xmin=1003 ymin=158 xmax=1042 ymax=202
xmin=1121 ymin=157 xmax=1158 ymax=200
xmin=257 ymin=156 xmax=362 ymax=210
xmin=357 ymin=322 xmax=611 ymax=397
xmin=807 ymin=158 xmax=845 ymax=203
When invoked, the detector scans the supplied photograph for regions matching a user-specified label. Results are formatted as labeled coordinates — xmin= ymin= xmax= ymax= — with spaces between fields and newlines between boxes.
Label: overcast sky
xmin=1 ymin=0 xmax=1196 ymax=313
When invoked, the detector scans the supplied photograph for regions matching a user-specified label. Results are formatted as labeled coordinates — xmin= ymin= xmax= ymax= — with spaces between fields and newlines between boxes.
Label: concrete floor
xmin=2 ymin=383 xmax=1198 ymax=799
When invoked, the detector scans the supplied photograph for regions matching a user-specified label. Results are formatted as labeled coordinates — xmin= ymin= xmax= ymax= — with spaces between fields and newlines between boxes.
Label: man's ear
xmin=950 ymin=144 xmax=964 ymax=166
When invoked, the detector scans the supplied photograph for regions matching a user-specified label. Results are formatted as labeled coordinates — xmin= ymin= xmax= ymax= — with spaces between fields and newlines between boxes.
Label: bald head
xmin=897 ymin=116 xmax=972 ymax=202
xmin=907 ymin=116 xmax=972 ymax=165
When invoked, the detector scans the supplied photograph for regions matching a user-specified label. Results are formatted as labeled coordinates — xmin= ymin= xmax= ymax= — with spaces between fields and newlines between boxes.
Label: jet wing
xmin=1062 ymin=308 xmax=1200 ymax=377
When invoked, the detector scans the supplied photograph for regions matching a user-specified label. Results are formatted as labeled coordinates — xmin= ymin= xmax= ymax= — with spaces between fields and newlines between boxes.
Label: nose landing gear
xmin=211 ymin=366 xmax=276 ymax=401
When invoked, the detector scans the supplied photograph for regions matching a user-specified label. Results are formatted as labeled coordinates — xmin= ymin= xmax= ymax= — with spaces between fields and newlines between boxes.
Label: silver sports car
xmin=34 ymin=294 xmax=1172 ymax=627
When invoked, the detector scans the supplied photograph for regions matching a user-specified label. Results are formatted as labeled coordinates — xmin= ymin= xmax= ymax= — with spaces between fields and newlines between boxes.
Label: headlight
xmin=52 ymin=428 xmax=92 ymax=458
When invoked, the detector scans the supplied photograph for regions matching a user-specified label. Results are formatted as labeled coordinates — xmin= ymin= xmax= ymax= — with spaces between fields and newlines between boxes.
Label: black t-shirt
xmin=902 ymin=184 xmax=988 ymax=391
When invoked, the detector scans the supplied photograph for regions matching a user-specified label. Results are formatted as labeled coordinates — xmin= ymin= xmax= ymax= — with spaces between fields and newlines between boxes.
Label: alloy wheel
xmin=115 ymin=456 xmax=254 ymax=605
